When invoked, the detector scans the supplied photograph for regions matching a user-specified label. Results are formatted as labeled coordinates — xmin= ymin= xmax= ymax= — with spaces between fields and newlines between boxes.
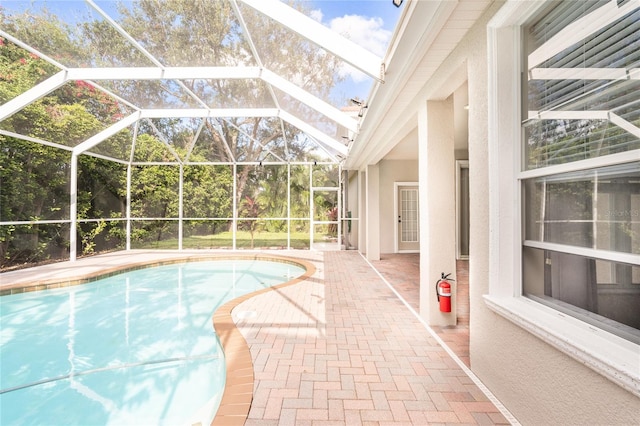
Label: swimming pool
xmin=0 ymin=258 xmax=305 ymax=425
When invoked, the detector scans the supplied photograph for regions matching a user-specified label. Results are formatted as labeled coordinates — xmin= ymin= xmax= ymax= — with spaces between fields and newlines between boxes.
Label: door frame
xmin=310 ymin=186 xmax=340 ymax=250
xmin=394 ymin=181 xmax=419 ymax=253
xmin=456 ymin=160 xmax=469 ymax=260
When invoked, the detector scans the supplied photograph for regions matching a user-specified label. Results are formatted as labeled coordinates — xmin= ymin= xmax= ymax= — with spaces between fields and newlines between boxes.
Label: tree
xmin=0 ymin=30 xmax=129 ymax=266
xmin=81 ymin=0 xmax=344 ymax=214
xmin=0 ymin=137 xmax=71 ymax=266
xmin=0 ymin=34 xmax=73 ymax=266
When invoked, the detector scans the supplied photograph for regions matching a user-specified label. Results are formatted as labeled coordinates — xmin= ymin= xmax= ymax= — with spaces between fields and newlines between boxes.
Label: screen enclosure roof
xmin=0 ymin=0 xmax=389 ymax=165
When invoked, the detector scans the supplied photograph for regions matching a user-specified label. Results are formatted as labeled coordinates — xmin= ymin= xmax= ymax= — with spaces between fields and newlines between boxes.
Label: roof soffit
xmin=346 ymin=0 xmax=494 ymax=169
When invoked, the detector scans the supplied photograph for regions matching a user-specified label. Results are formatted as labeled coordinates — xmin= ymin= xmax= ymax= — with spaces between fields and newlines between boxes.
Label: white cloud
xmin=313 ymin=11 xmax=390 ymax=83
xmin=309 ymin=9 xmax=324 ymax=23
xmin=329 ymin=14 xmax=390 ymax=57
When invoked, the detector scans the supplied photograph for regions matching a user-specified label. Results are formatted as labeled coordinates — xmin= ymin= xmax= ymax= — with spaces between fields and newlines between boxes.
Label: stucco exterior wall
xmin=378 ymin=159 xmax=419 ymax=254
xmin=459 ymin=3 xmax=640 ymax=425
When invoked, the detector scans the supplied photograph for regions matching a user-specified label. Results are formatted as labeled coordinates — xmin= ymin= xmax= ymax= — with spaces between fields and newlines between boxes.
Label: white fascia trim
xmin=239 ymin=0 xmax=383 ymax=81
xmin=261 ymin=69 xmax=358 ymax=133
xmin=0 ymin=70 xmax=67 ymax=121
xmin=73 ymin=112 xmax=141 ymax=155
xmin=484 ymin=295 xmax=640 ymax=398
xmin=279 ymin=111 xmax=347 ymax=156
xmin=528 ymin=0 xmax=640 ymax=70
xmin=529 ymin=67 xmax=640 ymax=81
xmin=489 ymin=0 xmax=545 ymax=27
xmin=140 ymin=108 xmax=279 ymax=118
xmin=347 ymin=0 xmax=459 ymax=169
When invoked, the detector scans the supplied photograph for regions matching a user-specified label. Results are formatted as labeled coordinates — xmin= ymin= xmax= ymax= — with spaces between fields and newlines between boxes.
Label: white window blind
xmin=520 ymin=0 xmax=640 ymax=343
xmin=524 ymin=1 xmax=640 ymax=170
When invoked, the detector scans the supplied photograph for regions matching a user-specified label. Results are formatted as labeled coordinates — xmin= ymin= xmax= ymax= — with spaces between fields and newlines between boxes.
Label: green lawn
xmin=131 ymin=230 xmax=314 ymax=249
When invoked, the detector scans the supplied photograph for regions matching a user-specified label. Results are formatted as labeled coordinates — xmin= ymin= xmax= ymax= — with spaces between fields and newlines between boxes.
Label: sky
xmin=303 ymin=0 xmax=404 ymax=103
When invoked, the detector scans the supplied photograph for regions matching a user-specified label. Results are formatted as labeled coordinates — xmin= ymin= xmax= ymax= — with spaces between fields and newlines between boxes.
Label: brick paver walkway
xmin=372 ymin=254 xmax=470 ymax=367
xmin=233 ymin=251 xmax=514 ymax=425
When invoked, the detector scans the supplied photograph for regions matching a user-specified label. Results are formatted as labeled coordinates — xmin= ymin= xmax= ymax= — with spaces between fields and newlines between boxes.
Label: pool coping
xmin=211 ymin=255 xmax=316 ymax=425
xmin=1 ymin=252 xmax=317 ymax=426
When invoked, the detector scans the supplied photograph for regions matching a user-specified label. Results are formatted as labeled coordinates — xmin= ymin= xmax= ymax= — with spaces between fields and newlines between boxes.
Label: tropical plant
xmin=238 ymin=196 xmax=262 ymax=248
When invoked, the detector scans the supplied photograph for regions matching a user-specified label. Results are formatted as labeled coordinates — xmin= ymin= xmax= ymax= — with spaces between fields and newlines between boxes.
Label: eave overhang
xmin=345 ymin=0 xmax=495 ymax=170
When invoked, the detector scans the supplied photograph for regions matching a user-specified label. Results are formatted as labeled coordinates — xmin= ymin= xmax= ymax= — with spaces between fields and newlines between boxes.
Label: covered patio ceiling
xmin=0 ymin=0 xmax=388 ymax=165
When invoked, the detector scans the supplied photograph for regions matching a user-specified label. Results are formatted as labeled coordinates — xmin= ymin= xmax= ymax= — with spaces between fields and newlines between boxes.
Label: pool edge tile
xmin=210 ymin=255 xmax=316 ymax=426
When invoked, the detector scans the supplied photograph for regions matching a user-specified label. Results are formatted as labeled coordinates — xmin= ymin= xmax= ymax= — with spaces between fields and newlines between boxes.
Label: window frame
xmin=484 ymin=0 xmax=640 ymax=398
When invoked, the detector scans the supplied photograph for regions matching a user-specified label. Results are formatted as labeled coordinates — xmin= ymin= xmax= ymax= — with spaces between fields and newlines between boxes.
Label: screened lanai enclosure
xmin=0 ymin=0 xmax=384 ymax=269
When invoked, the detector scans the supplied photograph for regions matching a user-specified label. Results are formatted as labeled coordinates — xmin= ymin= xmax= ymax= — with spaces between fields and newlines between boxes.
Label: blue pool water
xmin=0 ymin=259 xmax=304 ymax=425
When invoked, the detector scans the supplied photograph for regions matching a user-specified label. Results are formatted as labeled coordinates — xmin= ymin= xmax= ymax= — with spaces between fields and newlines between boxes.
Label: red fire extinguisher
xmin=436 ymin=273 xmax=454 ymax=313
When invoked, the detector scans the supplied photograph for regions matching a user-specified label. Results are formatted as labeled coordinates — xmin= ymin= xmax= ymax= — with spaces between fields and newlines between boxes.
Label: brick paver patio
xmin=232 ymin=251 xmax=515 ymax=425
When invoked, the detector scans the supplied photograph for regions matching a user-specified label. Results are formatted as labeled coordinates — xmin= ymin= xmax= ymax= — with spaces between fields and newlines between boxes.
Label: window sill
xmin=484 ymin=294 xmax=640 ymax=397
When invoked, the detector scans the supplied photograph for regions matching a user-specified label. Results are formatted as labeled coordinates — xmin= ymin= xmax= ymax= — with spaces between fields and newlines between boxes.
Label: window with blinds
xmin=521 ymin=0 xmax=640 ymax=342
xmin=523 ymin=0 xmax=640 ymax=170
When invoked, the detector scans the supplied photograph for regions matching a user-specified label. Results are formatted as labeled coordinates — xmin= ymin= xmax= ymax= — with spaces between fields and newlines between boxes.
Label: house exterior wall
xmin=365 ymin=164 xmax=381 ymax=260
xmin=461 ymin=3 xmax=640 ymax=425
xmin=418 ymin=98 xmax=458 ymax=326
xmin=369 ymin=1 xmax=640 ymax=423
xmin=359 ymin=171 xmax=367 ymax=254
xmin=378 ymin=159 xmax=419 ymax=254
